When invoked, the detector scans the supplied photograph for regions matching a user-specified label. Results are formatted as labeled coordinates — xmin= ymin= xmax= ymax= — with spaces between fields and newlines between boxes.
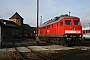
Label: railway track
xmin=14 ymin=47 xmax=31 ymax=60
xmin=14 ymin=39 xmax=90 ymax=59
xmin=13 ymin=40 xmax=52 ymax=60
xmin=3 ymin=39 xmax=90 ymax=60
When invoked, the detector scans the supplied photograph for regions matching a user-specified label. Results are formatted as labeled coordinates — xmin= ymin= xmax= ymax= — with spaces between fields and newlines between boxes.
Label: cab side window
xmin=65 ymin=20 xmax=72 ymax=25
xmin=60 ymin=22 xmax=63 ymax=26
xmin=74 ymin=20 xmax=80 ymax=25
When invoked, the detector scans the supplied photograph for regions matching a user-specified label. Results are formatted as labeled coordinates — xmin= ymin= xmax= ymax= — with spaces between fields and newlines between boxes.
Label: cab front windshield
xmin=74 ymin=20 xmax=80 ymax=25
xmin=65 ymin=20 xmax=72 ymax=25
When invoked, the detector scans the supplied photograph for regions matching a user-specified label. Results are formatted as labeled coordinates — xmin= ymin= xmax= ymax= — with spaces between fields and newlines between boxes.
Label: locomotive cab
xmin=62 ymin=18 xmax=82 ymax=45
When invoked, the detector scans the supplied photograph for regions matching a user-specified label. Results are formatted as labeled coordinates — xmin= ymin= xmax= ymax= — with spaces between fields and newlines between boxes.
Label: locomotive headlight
xmin=64 ymin=35 xmax=67 ymax=37
xmin=67 ymin=38 xmax=71 ymax=41
xmin=67 ymin=38 xmax=69 ymax=40
xmin=79 ymin=38 xmax=82 ymax=40
xmin=70 ymin=35 xmax=72 ymax=37
xmin=79 ymin=35 xmax=82 ymax=37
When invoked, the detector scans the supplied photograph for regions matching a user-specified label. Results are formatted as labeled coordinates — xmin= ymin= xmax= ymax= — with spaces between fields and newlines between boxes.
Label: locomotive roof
xmin=42 ymin=14 xmax=79 ymax=26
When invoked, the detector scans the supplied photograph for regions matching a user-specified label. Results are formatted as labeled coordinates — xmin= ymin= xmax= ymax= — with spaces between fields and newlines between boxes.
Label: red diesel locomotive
xmin=38 ymin=14 xmax=82 ymax=46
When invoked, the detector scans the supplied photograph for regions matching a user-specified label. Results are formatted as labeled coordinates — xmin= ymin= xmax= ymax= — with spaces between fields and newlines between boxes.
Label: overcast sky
xmin=0 ymin=0 xmax=90 ymax=28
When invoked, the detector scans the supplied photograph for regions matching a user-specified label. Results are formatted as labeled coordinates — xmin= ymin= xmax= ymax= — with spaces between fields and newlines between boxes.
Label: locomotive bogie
xmin=39 ymin=34 xmax=82 ymax=46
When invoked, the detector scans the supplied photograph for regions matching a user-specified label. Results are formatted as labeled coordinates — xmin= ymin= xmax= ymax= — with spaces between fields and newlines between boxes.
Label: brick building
xmin=9 ymin=12 xmax=23 ymax=26
xmin=9 ymin=12 xmax=36 ymax=38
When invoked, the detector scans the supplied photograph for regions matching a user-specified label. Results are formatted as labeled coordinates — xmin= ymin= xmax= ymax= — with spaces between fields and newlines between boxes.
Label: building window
xmin=86 ymin=30 xmax=88 ymax=33
xmin=83 ymin=30 xmax=85 ymax=34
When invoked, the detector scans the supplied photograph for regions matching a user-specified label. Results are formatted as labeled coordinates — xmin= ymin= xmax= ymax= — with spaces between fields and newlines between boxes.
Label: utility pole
xmin=36 ymin=0 xmax=39 ymax=43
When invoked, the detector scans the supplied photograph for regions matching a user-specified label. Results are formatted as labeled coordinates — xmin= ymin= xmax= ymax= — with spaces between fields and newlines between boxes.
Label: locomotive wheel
xmin=60 ymin=40 xmax=64 ymax=46
xmin=52 ymin=40 xmax=55 ymax=44
xmin=39 ymin=36 xmax=42 ymax=41
xmin=56 ymin=38 xmax=60 ymax=44
xmin=50 ymin=38 xmax=53 ymax=43
xmin=64 ymin=42 xmax=69 ymax=46
xmin=56 ymin=40 xmax=59 ymax=44
xmin=60 ymin=38 xmax=69 ymax=46
xmin=76 ymin=40 xmax=81 ymax=45
xmin=60 ymin=38 xmax=65 ymax=46
xmin=53 ymin=38 xmax=57 ymax=44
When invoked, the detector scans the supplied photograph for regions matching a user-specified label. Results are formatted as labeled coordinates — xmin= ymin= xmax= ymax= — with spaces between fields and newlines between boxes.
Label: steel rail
xmin=19 ymin=40 xmax=52 ymax=60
